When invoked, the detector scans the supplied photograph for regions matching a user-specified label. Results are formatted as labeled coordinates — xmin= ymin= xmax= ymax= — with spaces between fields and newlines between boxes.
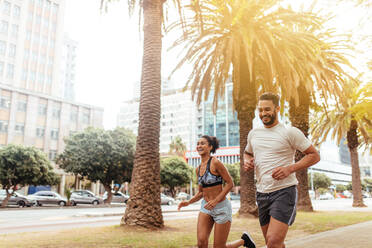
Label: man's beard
xmin=260 ymin=112 xmax=276 ymax=126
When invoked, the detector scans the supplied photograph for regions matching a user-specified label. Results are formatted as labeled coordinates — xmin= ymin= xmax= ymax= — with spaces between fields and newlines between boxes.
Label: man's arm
xmin=272 ymin=145 xmax=320 ymax=180
xmin=242 ymin=150 xmax=255 ymax=171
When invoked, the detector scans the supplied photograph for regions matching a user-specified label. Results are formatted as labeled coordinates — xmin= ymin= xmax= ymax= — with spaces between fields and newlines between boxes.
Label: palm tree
xmin=169 ymin=0 xmax=328 ymax=216
xmin=100 ymin=0 xmax=185 ymax=228
xmin=169 ymin=136 xmax=187 ymax=157
xmin=311 ymin=81 xmax=372 ymax=207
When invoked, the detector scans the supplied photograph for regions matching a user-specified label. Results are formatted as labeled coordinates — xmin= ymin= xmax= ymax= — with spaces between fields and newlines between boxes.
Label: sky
xmin=63 ymin=0 xmax=371 ymax=129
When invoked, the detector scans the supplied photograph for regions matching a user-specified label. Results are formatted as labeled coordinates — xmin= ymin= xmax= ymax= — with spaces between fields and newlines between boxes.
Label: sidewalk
xmin=260 ymin=220 xmax=372 ymax=248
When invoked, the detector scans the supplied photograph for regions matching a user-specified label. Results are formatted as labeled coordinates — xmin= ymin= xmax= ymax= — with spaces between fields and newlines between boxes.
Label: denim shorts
xmin=200 ymin=198 xmax=232 ymax=224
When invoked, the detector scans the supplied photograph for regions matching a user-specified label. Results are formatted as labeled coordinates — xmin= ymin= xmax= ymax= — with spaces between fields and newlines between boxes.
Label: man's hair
xmin=259 ymin=92 xmax=280 ymax=106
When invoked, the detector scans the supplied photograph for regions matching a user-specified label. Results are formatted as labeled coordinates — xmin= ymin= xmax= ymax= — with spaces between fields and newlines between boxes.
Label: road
xmin=0 ymin=199 xmax=370 ymax=234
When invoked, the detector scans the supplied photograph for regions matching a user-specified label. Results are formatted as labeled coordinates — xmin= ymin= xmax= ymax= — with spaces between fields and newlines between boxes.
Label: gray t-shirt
xmin=245 ymin=123 xmax=311 ymax=193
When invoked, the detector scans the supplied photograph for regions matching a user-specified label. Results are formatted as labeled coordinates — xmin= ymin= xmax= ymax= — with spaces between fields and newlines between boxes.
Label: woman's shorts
xmin=200 ymin=198 xmax=232 ymax=224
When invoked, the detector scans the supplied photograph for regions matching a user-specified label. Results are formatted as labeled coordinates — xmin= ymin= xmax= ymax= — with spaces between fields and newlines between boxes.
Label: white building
xmin=0 ymin=0 xmax=65 ymax=97
xmin=59 ymin=34 xmax=77 ymax=101
xmin=117 ymin=87 xmax=200 ymax=154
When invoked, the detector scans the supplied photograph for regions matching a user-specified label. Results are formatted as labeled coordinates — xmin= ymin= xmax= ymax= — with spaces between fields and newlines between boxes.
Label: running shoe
xmin=241 ymin=231 xmax=256 ymax=248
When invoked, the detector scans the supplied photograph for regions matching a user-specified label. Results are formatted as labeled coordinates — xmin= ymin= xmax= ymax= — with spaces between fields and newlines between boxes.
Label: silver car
xmin=70 ymin=190 xmax=103 ymax=206
xmin=0 ymin=190 xmax=35 ymax=207
xmin=161 ymin=193 xmax=175 ymax=205
xmin=103 ymin=191 xmax=129 ymax=204
xmin=29 ymin=191 xmax=67 ymax=206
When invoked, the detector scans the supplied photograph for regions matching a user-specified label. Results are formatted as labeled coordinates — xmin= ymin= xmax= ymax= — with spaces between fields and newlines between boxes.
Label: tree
xmin=0 ymin=144 xmax=60 ymax=208
xmin=100 ymin=0 xmax=186 ymax=228
xmin=336 ymin=184 xmax=346 ymax=193
xmin=225 ymin=163 xmax=240 ymax=186
xmin=56 ymin=127 xmax=135 ymax=204
xmin=308 ymin=172 xmax=332 ymax=190
xmin=312 ymin=81 xmax=372 ymax=207
xmin=169 ymin=0 xmax=337 ymax=215
xmin=160 ymin=156 xmax=192 ymax=197
xmin=169 ymin=136 xmax=187 ymax=157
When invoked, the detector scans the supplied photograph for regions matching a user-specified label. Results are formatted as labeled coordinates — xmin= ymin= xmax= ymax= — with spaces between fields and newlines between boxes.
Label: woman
xmin=178 ymin=135 xmax=256 ymax=248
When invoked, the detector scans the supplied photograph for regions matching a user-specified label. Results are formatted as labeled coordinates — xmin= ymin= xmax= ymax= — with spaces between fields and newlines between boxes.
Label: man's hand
xmin=272 ymin=166 xmax=292 ymax=180
xmin=243 ymin=156 xmax=255 ymax=172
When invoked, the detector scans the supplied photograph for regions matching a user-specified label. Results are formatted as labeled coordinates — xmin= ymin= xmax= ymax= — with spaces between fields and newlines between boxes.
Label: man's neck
xmin=264 ymin=120 xmax=280 ymax=128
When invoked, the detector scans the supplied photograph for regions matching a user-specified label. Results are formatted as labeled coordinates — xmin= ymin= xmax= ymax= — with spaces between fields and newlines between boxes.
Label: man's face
xmin=258 ymin=100 xmax=279 ymax=126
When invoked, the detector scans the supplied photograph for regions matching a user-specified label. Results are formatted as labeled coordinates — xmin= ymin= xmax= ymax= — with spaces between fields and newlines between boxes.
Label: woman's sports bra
xmin=198 ymin=157 xmax=223 ymax=188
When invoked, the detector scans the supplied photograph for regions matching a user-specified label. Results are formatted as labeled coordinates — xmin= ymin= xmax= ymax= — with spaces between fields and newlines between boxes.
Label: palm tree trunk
xmin=236 ymin=47 xmax=258 ymax=217
xmin=347 ymin=120 xmax=366 ymax=207
xmin=121 ymin=0 xmax=164 ymax=228
xmin=289 ymin=86 xmax=313 ymax=212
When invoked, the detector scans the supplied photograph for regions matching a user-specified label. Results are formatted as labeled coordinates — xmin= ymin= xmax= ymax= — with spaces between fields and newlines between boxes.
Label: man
xmin=243 ymin=93 xmax=320 ymax=248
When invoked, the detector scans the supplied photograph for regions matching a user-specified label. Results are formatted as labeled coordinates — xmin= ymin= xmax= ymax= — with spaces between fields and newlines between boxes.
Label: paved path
xmin=279 ymin=220 xmax=372 ymax=248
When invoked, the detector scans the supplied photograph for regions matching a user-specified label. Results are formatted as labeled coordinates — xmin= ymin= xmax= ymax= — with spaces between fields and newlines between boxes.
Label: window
xmin=17 ymin=101 xmax=27 ymax=112
xmin=52 ymin=107 xmax=60 ymax=119
xmin=21 ymin=68 xmax=27 ymax=81
xmin=0 ymin=121 xmax=8 ymax=133
xmin=50 ymin=129 xmax=59 ymax=140
xmin=36 ymin=127 xmax=45 ymax=137
xmin=11 ymin=24 xmax=18 ymax=38
xmin=26 ymin=31 xmax=31 ymax=41
xmin=0 ymin=62 xmax=4 ymax=77
xmin=0 ymin=21 xmax=8 ymax=34
xmin=6 ymin=64 xmax=14 ymax=79
xmin=38 ymin=104 xmax=47 ymax=115
xmin=82 ymin=113 xmax=90 ymax=124
xmin=13 ymin=5 xmax=21 ymax=18
xmin=48 ymin=150 xmax=57 ymax=161
xmin=30 ymin=71 xmax=36 ymax=82
xmin=8 ymin=44 xmax=16 ymax=58
xmin=70 ymin=109 xmax=78 ymax=121
xmin=0 ymin=41 xmax=6 ymax=56
xmin=14 ymin=123 xmax=24 ymax=134
xmin=3 ymin=1 xmax=11 ymax=16
xmin=0 ymin=97 xmax=10 ymax=109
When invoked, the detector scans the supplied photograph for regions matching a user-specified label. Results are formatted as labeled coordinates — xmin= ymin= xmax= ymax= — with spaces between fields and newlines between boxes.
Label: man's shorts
xmin=200 ymin=198 xmax=232 ymax=224
xmin=256 ymin=185 xmax=297 ymax=226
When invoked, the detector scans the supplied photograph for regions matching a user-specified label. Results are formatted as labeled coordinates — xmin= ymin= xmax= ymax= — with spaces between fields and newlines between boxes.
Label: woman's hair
xmin=201 ymin=135 xmax=220 ymax=154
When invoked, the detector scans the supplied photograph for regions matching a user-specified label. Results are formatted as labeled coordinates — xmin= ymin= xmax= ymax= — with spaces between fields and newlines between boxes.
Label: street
xmin=0 ymin=199 xmax=370 ymax=234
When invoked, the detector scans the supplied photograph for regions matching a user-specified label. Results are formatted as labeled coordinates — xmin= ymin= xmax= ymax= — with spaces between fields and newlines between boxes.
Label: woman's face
xmin=196 ymin=138 xmax=212 ymax=156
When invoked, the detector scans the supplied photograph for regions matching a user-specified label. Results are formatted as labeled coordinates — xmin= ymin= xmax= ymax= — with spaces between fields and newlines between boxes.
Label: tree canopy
xmin=225 ymin=163 xmax=240 ymax=186
xmin=309 ymin=172 xmax=332 ymax=190
xmin=0 ymin=144 xmax=60 ymax=207
xmin=160 ymin=156 xmax=193 ymax=197
xmin=56 ymin=127 xmax=136 ymax=203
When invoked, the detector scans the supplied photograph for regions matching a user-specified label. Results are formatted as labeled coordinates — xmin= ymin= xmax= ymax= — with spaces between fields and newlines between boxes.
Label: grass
xmin=1 ymin=211 xmax=372 ymax=248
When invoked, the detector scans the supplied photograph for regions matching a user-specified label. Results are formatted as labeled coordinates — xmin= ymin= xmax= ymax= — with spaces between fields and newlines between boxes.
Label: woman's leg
xmin=214 ymin=222 xmax=253 ymax=248
xmin=197 ymin=212 xmax=214 ymax=248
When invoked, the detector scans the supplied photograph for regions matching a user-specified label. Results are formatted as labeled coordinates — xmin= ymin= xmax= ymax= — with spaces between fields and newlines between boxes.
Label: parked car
xmin=176 ymin=192 xmax=190 ymax=201
xmin=70 ymin=190 xmax=103 ymax=206
xmin=319 ymin=192 xmax=335 ymax=200
xmin=29 ymin=191 xmax=67 ymax=206
xmin=103 ymin=191 xmax=129 ymax=204
xmin=363 ymin=192 xmax=370 ymax=198
xmin=161 ymin=193 xmax=175 ymax=205
xmin=343 ymin=190 xmax=352 ymax=198
xmin=0 ymin=190 xmax=36 ymax=207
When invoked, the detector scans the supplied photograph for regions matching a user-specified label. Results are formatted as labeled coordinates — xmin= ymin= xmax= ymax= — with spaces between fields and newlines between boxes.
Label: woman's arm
xmin=178 ymin=167 xmax=203 ymax=210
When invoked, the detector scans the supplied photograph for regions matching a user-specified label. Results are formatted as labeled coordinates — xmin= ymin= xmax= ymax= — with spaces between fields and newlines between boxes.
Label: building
xmin=0 ymin=0 xmax=65 ymax=97
xmin=59 ymin=34 xmax=77 ymax=101
xmin=0 ymin=0 xmax=105 ymax=195
xmin=0 ymin=85 xmax=103 ymax=192
xmin=117 ymin=86 xmax=200 ymax=154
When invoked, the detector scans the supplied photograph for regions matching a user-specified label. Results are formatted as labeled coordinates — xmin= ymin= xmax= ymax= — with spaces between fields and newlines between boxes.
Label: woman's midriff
xmin=202 ymin=184 xmax=224 ymax=203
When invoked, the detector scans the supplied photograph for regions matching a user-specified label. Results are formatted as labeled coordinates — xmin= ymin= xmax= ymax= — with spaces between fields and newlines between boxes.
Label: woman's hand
xmin=204 ymin=199 xmax=219 ymax=210
xmin=178 ymin=201 xmax=189 ymax=211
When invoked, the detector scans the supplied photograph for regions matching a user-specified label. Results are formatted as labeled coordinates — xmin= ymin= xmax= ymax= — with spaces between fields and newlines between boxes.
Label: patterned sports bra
xmin=198 ymin=157 xmax=223 ymax=188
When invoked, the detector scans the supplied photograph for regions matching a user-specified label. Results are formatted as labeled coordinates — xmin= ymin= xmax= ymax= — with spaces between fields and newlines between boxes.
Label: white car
xmin=319 ymin=192 xmax=335 ymax=200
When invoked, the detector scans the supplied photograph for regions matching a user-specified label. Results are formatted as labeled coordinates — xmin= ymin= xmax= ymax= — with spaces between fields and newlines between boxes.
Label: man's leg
xmin=265 ymin=217 xmax=289 ymax=248
xmin=260 ymin=224 xmax=269 ymax=245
